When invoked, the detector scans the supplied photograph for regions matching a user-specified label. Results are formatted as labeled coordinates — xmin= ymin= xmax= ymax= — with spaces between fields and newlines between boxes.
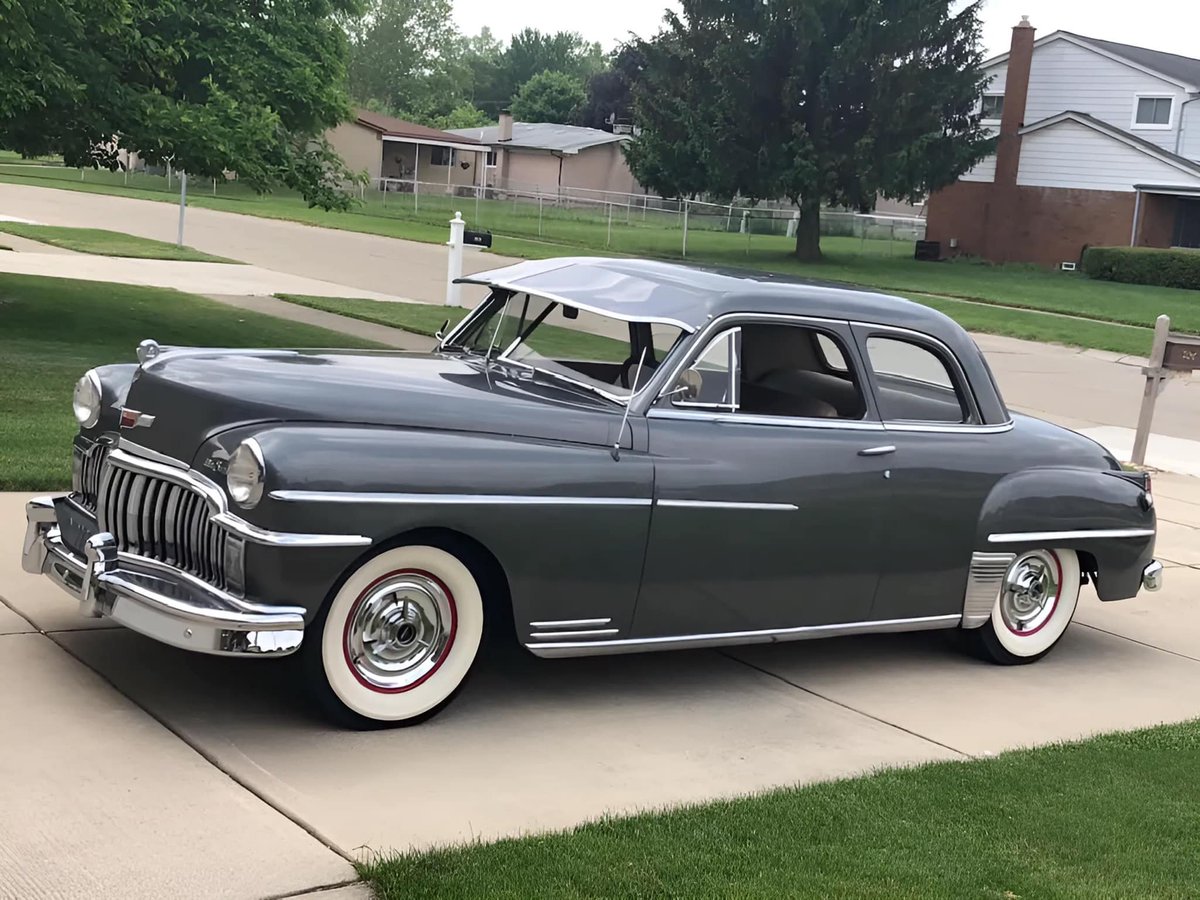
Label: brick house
xmin=926 ymin=19 xmax=1200 ymax=268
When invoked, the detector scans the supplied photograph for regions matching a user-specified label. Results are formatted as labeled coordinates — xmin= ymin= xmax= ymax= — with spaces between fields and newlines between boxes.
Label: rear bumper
xmin=22 ymin=495 xmax=305 ymax=656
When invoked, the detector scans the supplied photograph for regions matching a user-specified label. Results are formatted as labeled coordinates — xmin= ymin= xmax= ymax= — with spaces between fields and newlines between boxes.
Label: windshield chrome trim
xmin=269 ymin=491 xmax=653 ymax=507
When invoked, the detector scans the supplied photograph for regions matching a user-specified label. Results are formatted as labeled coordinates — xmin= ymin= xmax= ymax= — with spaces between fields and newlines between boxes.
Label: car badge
xmin=120 ymin=409 xmax=156 ymax=429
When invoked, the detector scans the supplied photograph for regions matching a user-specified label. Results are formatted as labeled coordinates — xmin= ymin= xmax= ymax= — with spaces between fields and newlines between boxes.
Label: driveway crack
xmin=719 ymin=649 xmax=974 ymax=759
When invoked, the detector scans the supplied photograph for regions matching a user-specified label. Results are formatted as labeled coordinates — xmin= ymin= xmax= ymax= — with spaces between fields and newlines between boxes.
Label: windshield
xmin=447 ymin=292 xmax=686 ymax=402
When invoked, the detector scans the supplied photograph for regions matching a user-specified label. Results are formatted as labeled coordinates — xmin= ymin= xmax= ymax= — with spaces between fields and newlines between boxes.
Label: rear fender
xmin=977 ymin=467 xmax=1155 ymax=601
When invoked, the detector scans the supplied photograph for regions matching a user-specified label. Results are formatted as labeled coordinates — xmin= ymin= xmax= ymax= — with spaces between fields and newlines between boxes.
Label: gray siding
xmin=1179 ymin=99 xmax=1200 ymax=162
xmin=1016 ymin=120 xmax=1200 ymax=191
xmin=1024 ymin=40 xmax=1187 ymax=151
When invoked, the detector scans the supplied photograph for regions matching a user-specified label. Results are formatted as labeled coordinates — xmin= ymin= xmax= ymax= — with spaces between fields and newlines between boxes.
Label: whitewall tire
xmin=967 ymin=548 xmax=1081 ymax=665
xmin=303 ymin=543 xmax=486 ymax=728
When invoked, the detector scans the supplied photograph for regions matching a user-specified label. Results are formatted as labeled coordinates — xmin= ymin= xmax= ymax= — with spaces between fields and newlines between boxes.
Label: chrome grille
xmin=97 ymin=462 xmax=228 ymax=590
xmin=76 ymin=441 xmax=110 ymax=511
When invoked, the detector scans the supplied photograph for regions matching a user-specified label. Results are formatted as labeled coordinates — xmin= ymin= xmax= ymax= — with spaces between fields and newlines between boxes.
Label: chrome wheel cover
xmin=343 ymin=571 xmax=455 ymax=691
xmin=1000 ymin=550 xmax=1061 ymax=636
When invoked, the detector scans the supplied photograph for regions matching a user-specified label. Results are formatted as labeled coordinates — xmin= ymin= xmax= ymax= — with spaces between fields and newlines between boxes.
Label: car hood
xmin=122 ymin=348 xmax=621 ymax=464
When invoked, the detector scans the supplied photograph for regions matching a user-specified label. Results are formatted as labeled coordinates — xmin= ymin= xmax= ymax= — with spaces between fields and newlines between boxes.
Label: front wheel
xmin=301 ymin=543 xmax=486 ymax=729
xmin=965 ymin=548 xmax=1081 ymax=665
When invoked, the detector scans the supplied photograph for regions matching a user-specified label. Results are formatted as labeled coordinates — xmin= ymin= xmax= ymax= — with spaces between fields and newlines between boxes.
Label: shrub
xmin=1083 ymin=246 xmax=1200 ymax=290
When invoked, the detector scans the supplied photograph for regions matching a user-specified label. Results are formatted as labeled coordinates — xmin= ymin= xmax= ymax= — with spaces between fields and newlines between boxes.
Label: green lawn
xmin=276 ymin=293 xmax=630 ymax=360
xmin=279 ymin=288 xmax=1155 ymax=359
xmin=364 ymin=718 xmax=1200 ymax=899
xmin=0 ymin=274 xmax=382 ymax=490
xmin=0 ymin=223 xmax=236 ymax=262
xmin=4 ymin=165 xmax=1196 ymax=345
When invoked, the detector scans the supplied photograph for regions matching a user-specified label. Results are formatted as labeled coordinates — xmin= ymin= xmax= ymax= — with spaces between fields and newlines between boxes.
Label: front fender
xmin=978 ymin=467 xmax=1155 ymax=601
xmin=194 ymin=424 xmax=655 ymax=635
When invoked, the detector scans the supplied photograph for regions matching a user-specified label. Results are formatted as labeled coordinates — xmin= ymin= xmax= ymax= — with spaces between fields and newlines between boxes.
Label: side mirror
xmin=665 ymin=368 xmax=703 ymax=402
xmin=562 ymin=306 xmax=579 ymax=320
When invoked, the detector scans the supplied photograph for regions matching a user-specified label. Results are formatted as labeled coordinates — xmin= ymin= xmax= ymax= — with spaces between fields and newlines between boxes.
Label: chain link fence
xmin=0 ymin=161 xmax=925 ymax=260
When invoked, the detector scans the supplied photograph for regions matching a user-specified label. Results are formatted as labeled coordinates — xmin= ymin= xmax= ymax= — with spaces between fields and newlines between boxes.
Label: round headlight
xmin=72 ymin=370 xmax=102 ymax=429
xmin=227 ymin=439 xmax=266 ymax=509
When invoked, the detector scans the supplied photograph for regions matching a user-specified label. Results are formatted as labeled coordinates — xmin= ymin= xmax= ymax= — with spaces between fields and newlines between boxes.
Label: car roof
xmin=456 ymin=257 xmax=965 ymax=341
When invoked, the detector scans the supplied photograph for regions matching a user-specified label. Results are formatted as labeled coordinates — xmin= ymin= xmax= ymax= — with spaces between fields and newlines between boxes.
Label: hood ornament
xmin=137 ymin=339 xmax=161 ymax=365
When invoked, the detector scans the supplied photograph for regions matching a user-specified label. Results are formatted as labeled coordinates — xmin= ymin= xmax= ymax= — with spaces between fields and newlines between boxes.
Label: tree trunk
xmin=793 ymin=199 xmax=822 ymax=261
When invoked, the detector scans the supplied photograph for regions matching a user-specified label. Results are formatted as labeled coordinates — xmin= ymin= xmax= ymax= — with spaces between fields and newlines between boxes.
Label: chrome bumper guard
xmin=22 ymin=496 xmax=305 ymax=656
xmin=1142 ymin=560 xmax=1164 ymax=592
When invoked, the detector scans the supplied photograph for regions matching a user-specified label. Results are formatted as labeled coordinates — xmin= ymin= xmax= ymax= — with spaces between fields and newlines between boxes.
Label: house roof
xmin=353 ymin=109 xmax=480 ymax=145
xmin=447 ymin=123 xmax=627 ymax=155
xmin=1063 ymin=33 xmax=1200 ymax=91
xmin=1020 ymin=111 xmax=1200 ymax=179
xmin=983 ymin=31 xmax=1200 ymax=91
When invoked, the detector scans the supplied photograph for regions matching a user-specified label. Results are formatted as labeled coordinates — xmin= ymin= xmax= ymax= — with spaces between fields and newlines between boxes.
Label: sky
xmin=450 ymin=0 xmax=1200 ymax=60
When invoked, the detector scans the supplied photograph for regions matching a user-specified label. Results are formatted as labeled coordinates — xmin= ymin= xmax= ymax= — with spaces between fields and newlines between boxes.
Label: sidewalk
xmin=0 ymin=248 xmax=412 ymax=301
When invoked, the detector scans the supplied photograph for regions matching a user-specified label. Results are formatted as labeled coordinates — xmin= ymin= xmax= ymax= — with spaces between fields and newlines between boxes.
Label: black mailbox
xmin=464 ymin=230 xmax=493 ymax=248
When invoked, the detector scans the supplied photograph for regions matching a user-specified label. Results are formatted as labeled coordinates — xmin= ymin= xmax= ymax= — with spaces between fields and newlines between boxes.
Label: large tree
xmin=580 ymin=45 xmax=645 ymax=131
xmin=1 ymin=0 xmax=360 ymax=209
xmin=344 ymin=0 xmax=468 ymax=122
xmin=511 ymin=71 xmax=586 ymax=125
xmin=626 ymin=0 xmax=994 ymax=260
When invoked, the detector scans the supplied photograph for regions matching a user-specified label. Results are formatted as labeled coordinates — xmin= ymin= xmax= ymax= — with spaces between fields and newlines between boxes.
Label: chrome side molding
xmin=525 ymin=614 xmax=961 ymax=658
xmin=988 ymin=528 xmax=1156 ymax=544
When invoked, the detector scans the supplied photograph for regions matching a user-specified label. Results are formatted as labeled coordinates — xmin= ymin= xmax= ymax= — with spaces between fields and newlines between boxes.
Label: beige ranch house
xmin=326 ymin=109 xmax=488 ymax=192
xmin=449 ymin=113 xmax=644 ymax=197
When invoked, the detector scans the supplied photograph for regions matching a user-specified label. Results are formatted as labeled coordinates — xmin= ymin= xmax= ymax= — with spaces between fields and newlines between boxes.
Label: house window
xmin=1134 ymin=96 xmax=1173 ymax=128
xmin=485 ymin=150 xmax=497 ymax=168
xmin=980 ymin=94 xmax=1004 ymax=121
xmin=430 ymin=146 xmax=455 ymax=166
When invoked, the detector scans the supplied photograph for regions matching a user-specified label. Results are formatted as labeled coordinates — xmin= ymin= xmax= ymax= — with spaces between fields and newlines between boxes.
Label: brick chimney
xmin=498 ymin=110 xmax=513 ymax=143
xmin=995 ymin=16 xmax=1036 ymax=186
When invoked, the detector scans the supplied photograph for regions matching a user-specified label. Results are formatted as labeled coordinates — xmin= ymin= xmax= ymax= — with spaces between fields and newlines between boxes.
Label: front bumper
xmin=22 ymin=496 xmax=305 ymax=656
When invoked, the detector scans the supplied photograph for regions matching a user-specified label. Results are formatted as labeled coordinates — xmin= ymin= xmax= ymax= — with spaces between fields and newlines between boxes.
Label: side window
xmin=865 ymin=336 xmax=968 ymax=423
xmin=666 ymin=323 xmax=868 ymax=420
xmin=671 ymin=327 xmax=739 ymax=410
xmin=813 ymin=333 xmax=848 ymax=372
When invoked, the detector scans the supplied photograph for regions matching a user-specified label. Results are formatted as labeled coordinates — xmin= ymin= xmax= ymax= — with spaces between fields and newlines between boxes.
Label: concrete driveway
xmin=2 ymin=476 xmax=1198 ymax=897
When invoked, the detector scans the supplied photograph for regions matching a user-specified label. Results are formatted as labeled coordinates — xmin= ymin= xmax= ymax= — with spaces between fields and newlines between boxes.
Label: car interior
xmin=673 ymin=324 xmax=968 ymax=424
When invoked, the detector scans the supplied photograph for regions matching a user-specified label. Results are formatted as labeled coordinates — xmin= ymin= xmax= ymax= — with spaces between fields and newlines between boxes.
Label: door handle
xmin=858 ymin=445 xmax=897 ymax=457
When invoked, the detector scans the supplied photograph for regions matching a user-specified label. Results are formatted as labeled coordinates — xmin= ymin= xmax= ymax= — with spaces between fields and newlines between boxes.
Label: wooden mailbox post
xmin=1131 ymin=315 xmax=1200 ymax=466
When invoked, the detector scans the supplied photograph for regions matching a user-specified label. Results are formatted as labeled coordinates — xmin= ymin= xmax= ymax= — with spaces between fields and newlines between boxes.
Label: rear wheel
xmin=301 ymin=543 xmax=486 ymax=729
xmin=965 ymin=548 xmax=1080 ymax=665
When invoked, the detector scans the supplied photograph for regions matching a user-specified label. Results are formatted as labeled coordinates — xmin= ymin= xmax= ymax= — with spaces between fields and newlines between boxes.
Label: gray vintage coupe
xmin=22 ymin=258 xmax=1162 ymax=727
